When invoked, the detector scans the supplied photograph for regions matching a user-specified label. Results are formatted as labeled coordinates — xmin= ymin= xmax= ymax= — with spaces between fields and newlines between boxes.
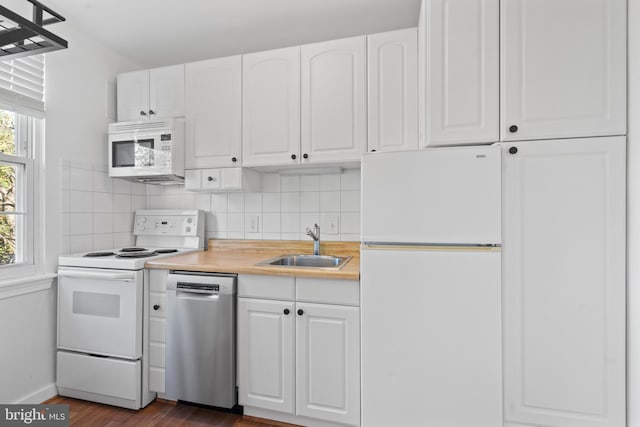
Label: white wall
xmin=628 ymin=0 xmax=639 ymax=425
xmin=147 ymin=171 xmax=361 ymax=243
xmin=0 ymin=20 xmax=140 ymax=403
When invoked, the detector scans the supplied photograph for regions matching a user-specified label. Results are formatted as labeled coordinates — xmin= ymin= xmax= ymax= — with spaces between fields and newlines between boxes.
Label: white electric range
xmin=56 ymin=210 xmax=204 ymax=410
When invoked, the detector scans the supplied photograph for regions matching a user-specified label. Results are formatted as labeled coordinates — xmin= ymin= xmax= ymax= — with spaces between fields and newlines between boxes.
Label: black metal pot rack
xmin=0 ymin=0 xmax=67 ymax=60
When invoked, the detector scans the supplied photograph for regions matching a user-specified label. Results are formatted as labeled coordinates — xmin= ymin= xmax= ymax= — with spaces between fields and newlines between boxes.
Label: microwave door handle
xmin=60 ymin=271 xmax=136 ymax=282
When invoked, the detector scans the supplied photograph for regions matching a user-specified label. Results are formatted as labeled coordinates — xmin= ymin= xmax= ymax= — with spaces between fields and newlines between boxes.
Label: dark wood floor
xmin=44 ymin=396 xmax=282 ymax=427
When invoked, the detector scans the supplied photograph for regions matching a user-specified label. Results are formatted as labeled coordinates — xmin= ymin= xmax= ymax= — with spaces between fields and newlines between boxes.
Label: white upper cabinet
xmin=421 ymin=0 xmax=499 ymax=147
xmin=367 ymin=28 xmax=418 ymax=153
xmin=501 ymin=0 xmax=626 ymax=141
xmin=502 ymin=137 xmax=626 ymax=427
xmin=185 ymin=56 xmax=242 ymax=169
xmin=242 ymin=47 xmax=301 ymax=167
xmin=117 ymin=64 xmax=185 ymax=122
xmin=301 ymin=36 xmax=367 ymax=163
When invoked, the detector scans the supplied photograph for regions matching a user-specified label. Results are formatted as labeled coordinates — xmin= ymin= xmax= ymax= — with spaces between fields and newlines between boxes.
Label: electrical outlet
xmin=249 ymin=215 xmax=260 ymax=233
xmin=326 ymin=214 xmax=339 ymax=235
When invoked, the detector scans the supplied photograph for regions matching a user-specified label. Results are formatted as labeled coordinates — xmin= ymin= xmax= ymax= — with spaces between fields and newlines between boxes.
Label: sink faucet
xmin=305 ymin=224 xmax=320 ymax=256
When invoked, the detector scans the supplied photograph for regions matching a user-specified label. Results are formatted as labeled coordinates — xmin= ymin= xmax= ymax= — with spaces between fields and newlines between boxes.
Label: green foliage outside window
xmin=0 ymin=111 xmax=16 ymax=264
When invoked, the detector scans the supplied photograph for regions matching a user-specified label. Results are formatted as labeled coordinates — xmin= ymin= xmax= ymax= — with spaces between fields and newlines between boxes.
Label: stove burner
xmin=116 ymin=251 xmax=157 ymax=259
xmin=120 ymin=247 xmax=147 ymax=253
xmin=83 ymin=251 xmax=116 ymax=257
xmin=155 ymin=249 xmax=178 ymax=254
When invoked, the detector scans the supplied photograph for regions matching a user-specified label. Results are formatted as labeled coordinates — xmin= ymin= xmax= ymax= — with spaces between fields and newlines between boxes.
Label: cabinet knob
xmin=207 ymin=176 xmax=215 ymax=182
xmin=371 ymin=149 xmax=377 ymax=152
xmin=297 ymin=309 xmax=304 ymax=316
xmin=508 ymin=147 xmax=518 ymax=155
xmin=139 ymin=110 xmax=147 ymax=116
xmin=284 ymin=309 xmax=290 ymax=315
xmin=231 ymin=157 xmax=237 ymax=163
xmin=149 ymin=110 xmax=156 ymax=115
xmin=509 ymin=125 xmax=518 ymax=133
xmin=291 ymin=154 xmax=297 ymax=160
xmin=153 ymin=304 xmax=160 ymax=311
xmin=302 ymin=153 xmax=309 ymax=159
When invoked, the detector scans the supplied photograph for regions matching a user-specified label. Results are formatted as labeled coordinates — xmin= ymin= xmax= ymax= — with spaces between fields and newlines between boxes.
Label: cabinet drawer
xmin=149 ymin=367 xmax=165 ymax=393
xmin=149 ymin=342 xmax=165 ymax=368
xmin=238 ymin=275 xmax=295 ymax=300
xmin=150 ymin=293 xmax=167 ymax=318
xmin=296 ymin=278 xmax=360 ymax=306
xmin=149 ymin=318 xmax=166 ymax=343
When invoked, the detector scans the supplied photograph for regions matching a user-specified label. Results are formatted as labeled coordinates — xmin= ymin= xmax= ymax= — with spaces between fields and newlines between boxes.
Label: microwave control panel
xmin=134 ymin=213 xmax=198 ymax=236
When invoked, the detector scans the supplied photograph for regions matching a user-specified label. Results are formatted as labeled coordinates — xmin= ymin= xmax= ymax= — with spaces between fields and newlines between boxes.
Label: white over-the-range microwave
xmin=108 ymin=118 xmax=185 ymax=184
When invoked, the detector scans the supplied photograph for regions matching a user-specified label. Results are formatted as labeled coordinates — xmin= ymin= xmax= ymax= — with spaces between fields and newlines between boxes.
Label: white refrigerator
xmin=360 ymin=145 xmax=502 ymax=427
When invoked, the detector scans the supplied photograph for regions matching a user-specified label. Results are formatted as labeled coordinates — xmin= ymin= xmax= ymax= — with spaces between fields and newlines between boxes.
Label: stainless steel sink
xmin=257 ymin=254 xmax=352 ymax=269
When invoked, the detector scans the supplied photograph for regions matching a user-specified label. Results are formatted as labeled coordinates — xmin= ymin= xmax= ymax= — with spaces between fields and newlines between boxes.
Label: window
xmin=0 ymin=109 xmax=34 ymax=267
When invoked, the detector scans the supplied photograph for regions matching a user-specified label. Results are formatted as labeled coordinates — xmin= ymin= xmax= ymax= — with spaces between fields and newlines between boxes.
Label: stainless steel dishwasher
xmin=166 ymin=271 xmax=237 ymax=408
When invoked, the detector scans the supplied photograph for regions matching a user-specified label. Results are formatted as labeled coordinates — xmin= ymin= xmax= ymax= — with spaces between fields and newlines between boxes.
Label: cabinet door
xmin=296 ymin=302 xmax=360 ymax=426
xmin=301 ymin=36 xmax=367 ymax=163
xmin=367 ymin=28 xmax=418 ymax=153
xmin=149 ymin=64 xmax=185 ymax=119
xmin=501 ymin=0 xmax=626 ymax=141
xmin=242 ymin=46 xmax=301 ymax=167
xmin=185 ymin=56 xmax=242 ymax=168
xmin=503 ymin=137 xmax=626 ymax=427
xmin=117 ymin=70 xmax=149 ymax=122
xmin=238 ymin=298 xmax=295 ymax=414
xmin=423 ymin=0 xmax=499 ymax=146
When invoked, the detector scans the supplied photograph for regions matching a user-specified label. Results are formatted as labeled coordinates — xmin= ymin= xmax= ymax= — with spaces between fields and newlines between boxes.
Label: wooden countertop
xmin=146 ymin=239 xmax=360 ymax=280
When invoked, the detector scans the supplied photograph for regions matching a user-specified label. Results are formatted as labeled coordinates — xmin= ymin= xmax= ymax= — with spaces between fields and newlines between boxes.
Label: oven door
xmin=57 ymin=267 xmax=143 ymax=359
xmin=108 ymin=133 xmax=172 ymax=178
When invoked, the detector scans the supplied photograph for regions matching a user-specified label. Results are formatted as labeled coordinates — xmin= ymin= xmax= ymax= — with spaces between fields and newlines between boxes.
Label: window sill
xmin=0 ymin=273 xmax=56 ymax=300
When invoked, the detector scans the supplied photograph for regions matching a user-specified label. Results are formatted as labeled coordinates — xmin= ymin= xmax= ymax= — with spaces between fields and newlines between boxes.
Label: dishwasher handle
xmin=176 ymin=281 xmax=219 ymax=295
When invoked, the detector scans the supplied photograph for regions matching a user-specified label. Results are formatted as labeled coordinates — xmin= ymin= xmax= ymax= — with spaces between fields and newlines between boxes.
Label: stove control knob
xmin=186 ymin=227 xmax=191 ymax=233
xmin=187 ymin=218 xmax=193 ymax=223
xmin=139 ymin=225 xmax=146 ymax=231
xmin=140 ymin=217 xmax=147 ymax=223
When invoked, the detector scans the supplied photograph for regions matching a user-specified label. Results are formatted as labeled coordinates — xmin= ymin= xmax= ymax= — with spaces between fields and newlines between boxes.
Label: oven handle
xmin=60 ymin=270 xmax=136 ymax=282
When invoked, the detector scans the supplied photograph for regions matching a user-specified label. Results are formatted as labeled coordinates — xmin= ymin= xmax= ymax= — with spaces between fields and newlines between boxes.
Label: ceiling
xmin=40 ymin=0 xmax=421 ymax=68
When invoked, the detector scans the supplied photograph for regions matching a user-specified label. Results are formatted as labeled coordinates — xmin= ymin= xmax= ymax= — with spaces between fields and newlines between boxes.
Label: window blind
xmin=0 ymin=55 xmax=45 ymax=117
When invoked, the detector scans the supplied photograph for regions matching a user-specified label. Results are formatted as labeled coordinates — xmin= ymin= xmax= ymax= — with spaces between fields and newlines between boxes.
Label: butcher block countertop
xmin=146 ymin=239 xmax=360 ymax=280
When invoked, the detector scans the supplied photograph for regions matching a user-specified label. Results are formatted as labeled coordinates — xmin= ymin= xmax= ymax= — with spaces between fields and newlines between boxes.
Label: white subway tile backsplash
xmin=93 ymin=213 xmax=114 ymax=234
xmin=135 ymin=170 xmax=361 ymax=243
xmin=320 ymin=174 xmax=341 ymax=191
xmin=281 ymin=175 xmax=300 ymax=192
xmin=227 ymin=213 xmax=244 ymax=232
xmin=93 ymin=192 xmax=114 ymax=213
xmin=68 ymin=213 xmax=92 ymax=236
xmin=320 ymin=191 xmax=340 ymax=212
xmin=262 ymin=173 xmax=280 ymax=192
xmin=300 ymin=192 xmax=320 ymax=212
xmin=262 ymin=213 xmax=281 ymax=233
xmin=228 ymin=193 xmax=245 ymax=213
xmin=301 ymin=175 xmax=320 ymax=191
xmin=69 ymin=235 xmax=93 ymax=253
xmin=245 ymin=193 xmax=262 ymax=212
xmin=113 ymin=194 xmax=131 ymax=213
xmin=93 ymin=233 xmax=114 ymax=250
xmin=113 ymin=179 xmax=132 ymax=194
xmin=70 ymin=191 xmax=93 ymax=213
xmin=281 ymin=192 xmax=300 ymax=212
xmin=262 ymin=193 xmax=281 ymax=213
xmin=341 ymin=169 xmax=361 ymax=191
xmin=211 ymin=193 xmax=228 ymax=213
xmin=340 ymin=191 xmax=360 ymax=212
xmin=62 ymin=161 xmax=148 ymax=254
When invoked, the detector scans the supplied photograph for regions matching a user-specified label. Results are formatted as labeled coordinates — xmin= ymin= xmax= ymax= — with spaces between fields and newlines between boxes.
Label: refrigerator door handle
xmin=362 ymin=244 xmax=501 ymax=252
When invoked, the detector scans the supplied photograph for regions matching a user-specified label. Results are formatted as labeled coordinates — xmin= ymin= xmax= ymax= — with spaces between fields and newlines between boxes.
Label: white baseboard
xmin=14 ymin=383 xmax=58 ymax=404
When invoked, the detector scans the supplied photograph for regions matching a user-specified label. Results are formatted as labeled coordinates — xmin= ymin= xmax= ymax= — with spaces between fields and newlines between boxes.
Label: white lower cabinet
xmin=238 ymin=275 xmax=360 ymax=427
